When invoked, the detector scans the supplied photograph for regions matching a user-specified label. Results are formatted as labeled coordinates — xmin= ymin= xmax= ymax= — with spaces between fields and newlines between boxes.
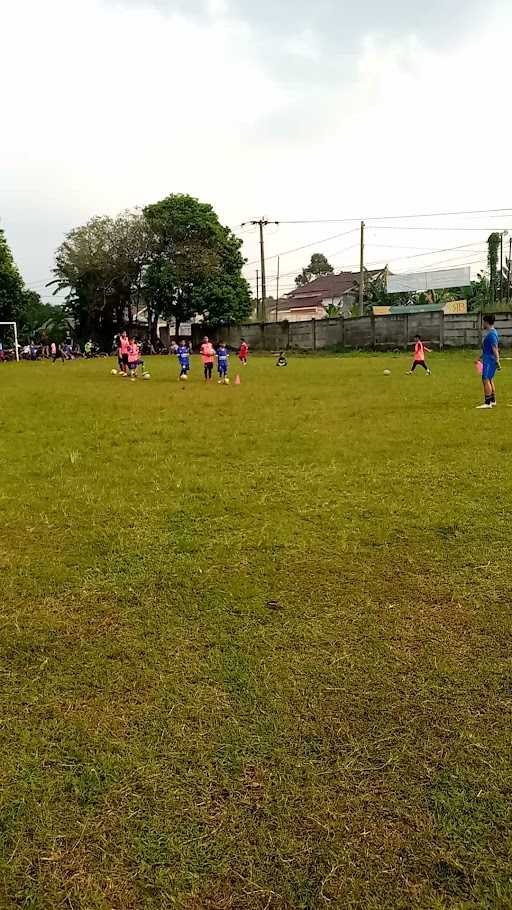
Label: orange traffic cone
xmin=235 ymin=374 xmax=241 ymax=385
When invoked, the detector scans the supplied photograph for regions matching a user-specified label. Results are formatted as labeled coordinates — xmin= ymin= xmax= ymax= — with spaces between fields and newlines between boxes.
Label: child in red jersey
xmin=239 ymin=339 xmax=249 ymax=366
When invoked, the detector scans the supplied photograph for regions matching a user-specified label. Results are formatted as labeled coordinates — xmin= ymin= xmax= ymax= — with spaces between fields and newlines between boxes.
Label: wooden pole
xmin=359 ymin=220 xmax=365 ymax=316
xmin=276 ymin=256 xmax=280 ymax=323
xmin=508 ymin=238 xmax=512 ymax=305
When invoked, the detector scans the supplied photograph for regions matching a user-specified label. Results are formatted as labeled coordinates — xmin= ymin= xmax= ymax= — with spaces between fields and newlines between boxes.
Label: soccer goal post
xmin=0 ymin=322 xmax=20 ymax=361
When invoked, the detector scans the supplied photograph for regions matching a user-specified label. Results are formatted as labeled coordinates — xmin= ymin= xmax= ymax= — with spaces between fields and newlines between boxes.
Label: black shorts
xmin=122 ymin=353 xmax=129 ymax=366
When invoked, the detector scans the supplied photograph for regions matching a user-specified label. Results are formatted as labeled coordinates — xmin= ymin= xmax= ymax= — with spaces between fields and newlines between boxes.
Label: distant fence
xmin=191 ymin=311 xmax=512 ymax=351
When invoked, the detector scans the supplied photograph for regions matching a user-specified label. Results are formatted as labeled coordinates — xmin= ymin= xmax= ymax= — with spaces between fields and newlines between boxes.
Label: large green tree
xmin=143 ymin=194 xmax=251 ymax=338
xmin=295 ymin=253 xmax=334 ymax=287
xmin=51 ymin=210 xmax=153 ymax=346
xmin=0 ymin=228 xmax=27 ymax=322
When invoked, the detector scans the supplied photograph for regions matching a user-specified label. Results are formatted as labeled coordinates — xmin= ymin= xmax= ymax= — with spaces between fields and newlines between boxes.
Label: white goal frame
xmin=0 ymin=322 xmax=19 ymax=361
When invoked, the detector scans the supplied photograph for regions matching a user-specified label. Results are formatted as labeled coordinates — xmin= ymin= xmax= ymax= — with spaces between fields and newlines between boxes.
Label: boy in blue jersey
xmin=177 ymin=339 xmax=190 ymax=380
xmin=476 ymin=314 xmax=501 ymax=409
xmin=216 ymin=342 xmax=229 ymax=383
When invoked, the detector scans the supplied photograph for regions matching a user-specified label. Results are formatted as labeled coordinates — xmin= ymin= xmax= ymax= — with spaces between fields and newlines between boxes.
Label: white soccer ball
xmin=225 ymin=377 xmax=230 ymax=384
xmin=383 ymin=369 xmax=391 ymax=376
xmin=111 ymin=369 xmax=118 ymax=375
xmin=143 ymin=372 xmax=151 ymax=380
xmin=180 ymin=374 xmax=188 ymax=381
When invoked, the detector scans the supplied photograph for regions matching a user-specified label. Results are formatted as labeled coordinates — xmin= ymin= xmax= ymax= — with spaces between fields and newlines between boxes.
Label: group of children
xmin=117 ymin=331 xmax=145 ymax=378
xmin=115 ymin=318 xmax=502 ymax=407
xmin=176 ymin=337 xmax=249 ymax=383
xmin=116 ymin=332 xmax=248 ymax=382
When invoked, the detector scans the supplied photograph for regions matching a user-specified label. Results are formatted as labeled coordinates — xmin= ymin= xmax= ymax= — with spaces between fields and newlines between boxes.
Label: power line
xmin=275 ymin=207 xmax=512 ymax=225
xmin=245 ymin=227 xmax=359 ymax=268
xmin=252 ymin=239 xmax=488 ymax=284
xmin=367 ymin=241 xmax=488 ymax=252
xmin=363 ymin=240 xmax=490 ymax=268
xmin=371 ymin=225 xmax=509 ymax=232
xmin=257 ymin=243 xmax=361 ymax=283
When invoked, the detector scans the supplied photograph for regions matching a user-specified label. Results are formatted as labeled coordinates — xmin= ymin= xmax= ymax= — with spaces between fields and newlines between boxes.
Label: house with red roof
xmin=271 ymin=268 xmax=388 ymax=322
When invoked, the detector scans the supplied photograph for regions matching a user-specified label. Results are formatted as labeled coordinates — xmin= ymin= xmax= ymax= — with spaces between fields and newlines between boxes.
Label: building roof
xmin=286 ymin=269 xmax=386 ymax=303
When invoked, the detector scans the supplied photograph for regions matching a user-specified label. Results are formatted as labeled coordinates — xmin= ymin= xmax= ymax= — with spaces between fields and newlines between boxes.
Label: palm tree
xmin=41 ymin=306 xmax=74 ymax=341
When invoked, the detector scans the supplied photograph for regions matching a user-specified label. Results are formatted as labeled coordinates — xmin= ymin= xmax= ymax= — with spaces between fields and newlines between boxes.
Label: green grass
xmin=1 ymin=353 xmax=511 ymax=910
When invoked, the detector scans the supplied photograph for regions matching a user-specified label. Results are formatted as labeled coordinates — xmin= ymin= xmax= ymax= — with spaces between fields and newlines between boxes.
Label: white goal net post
xmin=0 ymin=322 xmax=20 ymax=361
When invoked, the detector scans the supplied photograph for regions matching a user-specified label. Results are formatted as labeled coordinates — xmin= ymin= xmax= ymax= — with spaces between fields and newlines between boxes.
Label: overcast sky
xmin=2 ymin=0 xmax=512 ymax=301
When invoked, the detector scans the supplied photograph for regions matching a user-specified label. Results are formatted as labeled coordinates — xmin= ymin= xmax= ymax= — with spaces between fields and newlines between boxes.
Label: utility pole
xmin=359 ymin=220 xmax=365 ymax=316
xmin=256 ymin=270 xmax=260 ymax=319
xmin=259 ymin=221 xmax=267 ymax=321
xmin=276 ymin=256 xmax=280 ymax=323
xmin=500 ymin=233 xmax=504 ymax=304
xmin=508 ymin=237 xmax=512 ymax=305
xmin=242 ymin=218 xmax=279 ymax=321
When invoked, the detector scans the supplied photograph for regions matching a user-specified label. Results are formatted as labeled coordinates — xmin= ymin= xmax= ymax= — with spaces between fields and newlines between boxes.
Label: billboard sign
xmin=387 ymin=267 xmax=471 ymax=295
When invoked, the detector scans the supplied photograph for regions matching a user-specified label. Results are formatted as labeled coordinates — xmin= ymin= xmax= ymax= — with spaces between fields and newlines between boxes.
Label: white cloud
xmin=1 ymin=0 xmax=511 ymax=298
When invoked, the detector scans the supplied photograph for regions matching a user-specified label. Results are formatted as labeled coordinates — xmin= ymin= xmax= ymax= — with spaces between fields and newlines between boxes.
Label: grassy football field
xmin=1 ymin=353 xmax=511 ymax=909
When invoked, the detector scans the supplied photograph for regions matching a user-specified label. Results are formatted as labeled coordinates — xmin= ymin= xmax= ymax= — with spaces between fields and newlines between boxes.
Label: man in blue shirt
xmin=177 ymin=339 xmax=190 ymax=380
xmin=477 ymin=314 xmax=501 ymax=409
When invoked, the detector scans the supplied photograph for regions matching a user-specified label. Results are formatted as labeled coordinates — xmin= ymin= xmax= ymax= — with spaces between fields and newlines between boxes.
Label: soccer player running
xmin=407 ymin=335 xmax=432 ymax=375
xmin=476 ymin=314 xmax=501 ymax=409
xmin=200 ymin=337 xmax=215 ymax=382
xmin=177 ymin=339 xmax=190 ymax=380
xmin=217 ymin=342 xmax=229 ymax=383
xmin=239 ymin=338 xmax=249 ymax=366
xmin=128 ymin=337 xmax=141 ymax=379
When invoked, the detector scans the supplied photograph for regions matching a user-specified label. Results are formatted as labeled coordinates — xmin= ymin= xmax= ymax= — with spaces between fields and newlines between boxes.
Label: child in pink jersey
xmin=407 ymin=335 xmax=431 ymax=375
xmin=200 ymin=337 xmax=215 ymax=382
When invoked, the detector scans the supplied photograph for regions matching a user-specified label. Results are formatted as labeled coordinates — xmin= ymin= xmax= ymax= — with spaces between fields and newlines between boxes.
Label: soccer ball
xmin=180 ymin=374 xmax=188 ymax=381
xmin=111 ymin=369 xmax=118 ymax=375
xmin=225 ymin=377 xmax=230 ymax=384
xmin=383 ymin=369 xmax=391 ymax=376
xmin=143 ymin=372 xmax=151 ymax=380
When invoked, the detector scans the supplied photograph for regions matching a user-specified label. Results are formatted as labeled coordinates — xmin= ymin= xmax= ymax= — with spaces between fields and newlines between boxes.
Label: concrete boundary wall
xmin=191 ymin=312 xmax=512 ymax=351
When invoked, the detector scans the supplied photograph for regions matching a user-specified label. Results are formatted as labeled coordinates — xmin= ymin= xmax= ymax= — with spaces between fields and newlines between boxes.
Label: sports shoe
xmin=491 ymin=401 xmax=497 ymax=407
xmin=476 ymin=403 xmax=492 ymax=409
xmin=427 ymin=370 xmax=431 ymax=375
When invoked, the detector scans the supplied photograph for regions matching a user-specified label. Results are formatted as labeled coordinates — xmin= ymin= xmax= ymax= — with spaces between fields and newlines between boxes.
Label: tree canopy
xmin=295 ymin=253 xmax=334 ymax=287
xmin=0 ymin=228 xmax=27 ymax=323
xmin=51 ymin=195 xmax=251 ymax=344
xmin=143 ymin=194 xmax=251 ymax=337
xmin=51 ymin=210 xmax=153 ymax=346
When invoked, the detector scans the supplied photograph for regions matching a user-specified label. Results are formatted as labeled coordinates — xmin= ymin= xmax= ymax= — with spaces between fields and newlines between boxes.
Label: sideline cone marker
xmin=235 ymin=374 xmax=241 ymax=385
